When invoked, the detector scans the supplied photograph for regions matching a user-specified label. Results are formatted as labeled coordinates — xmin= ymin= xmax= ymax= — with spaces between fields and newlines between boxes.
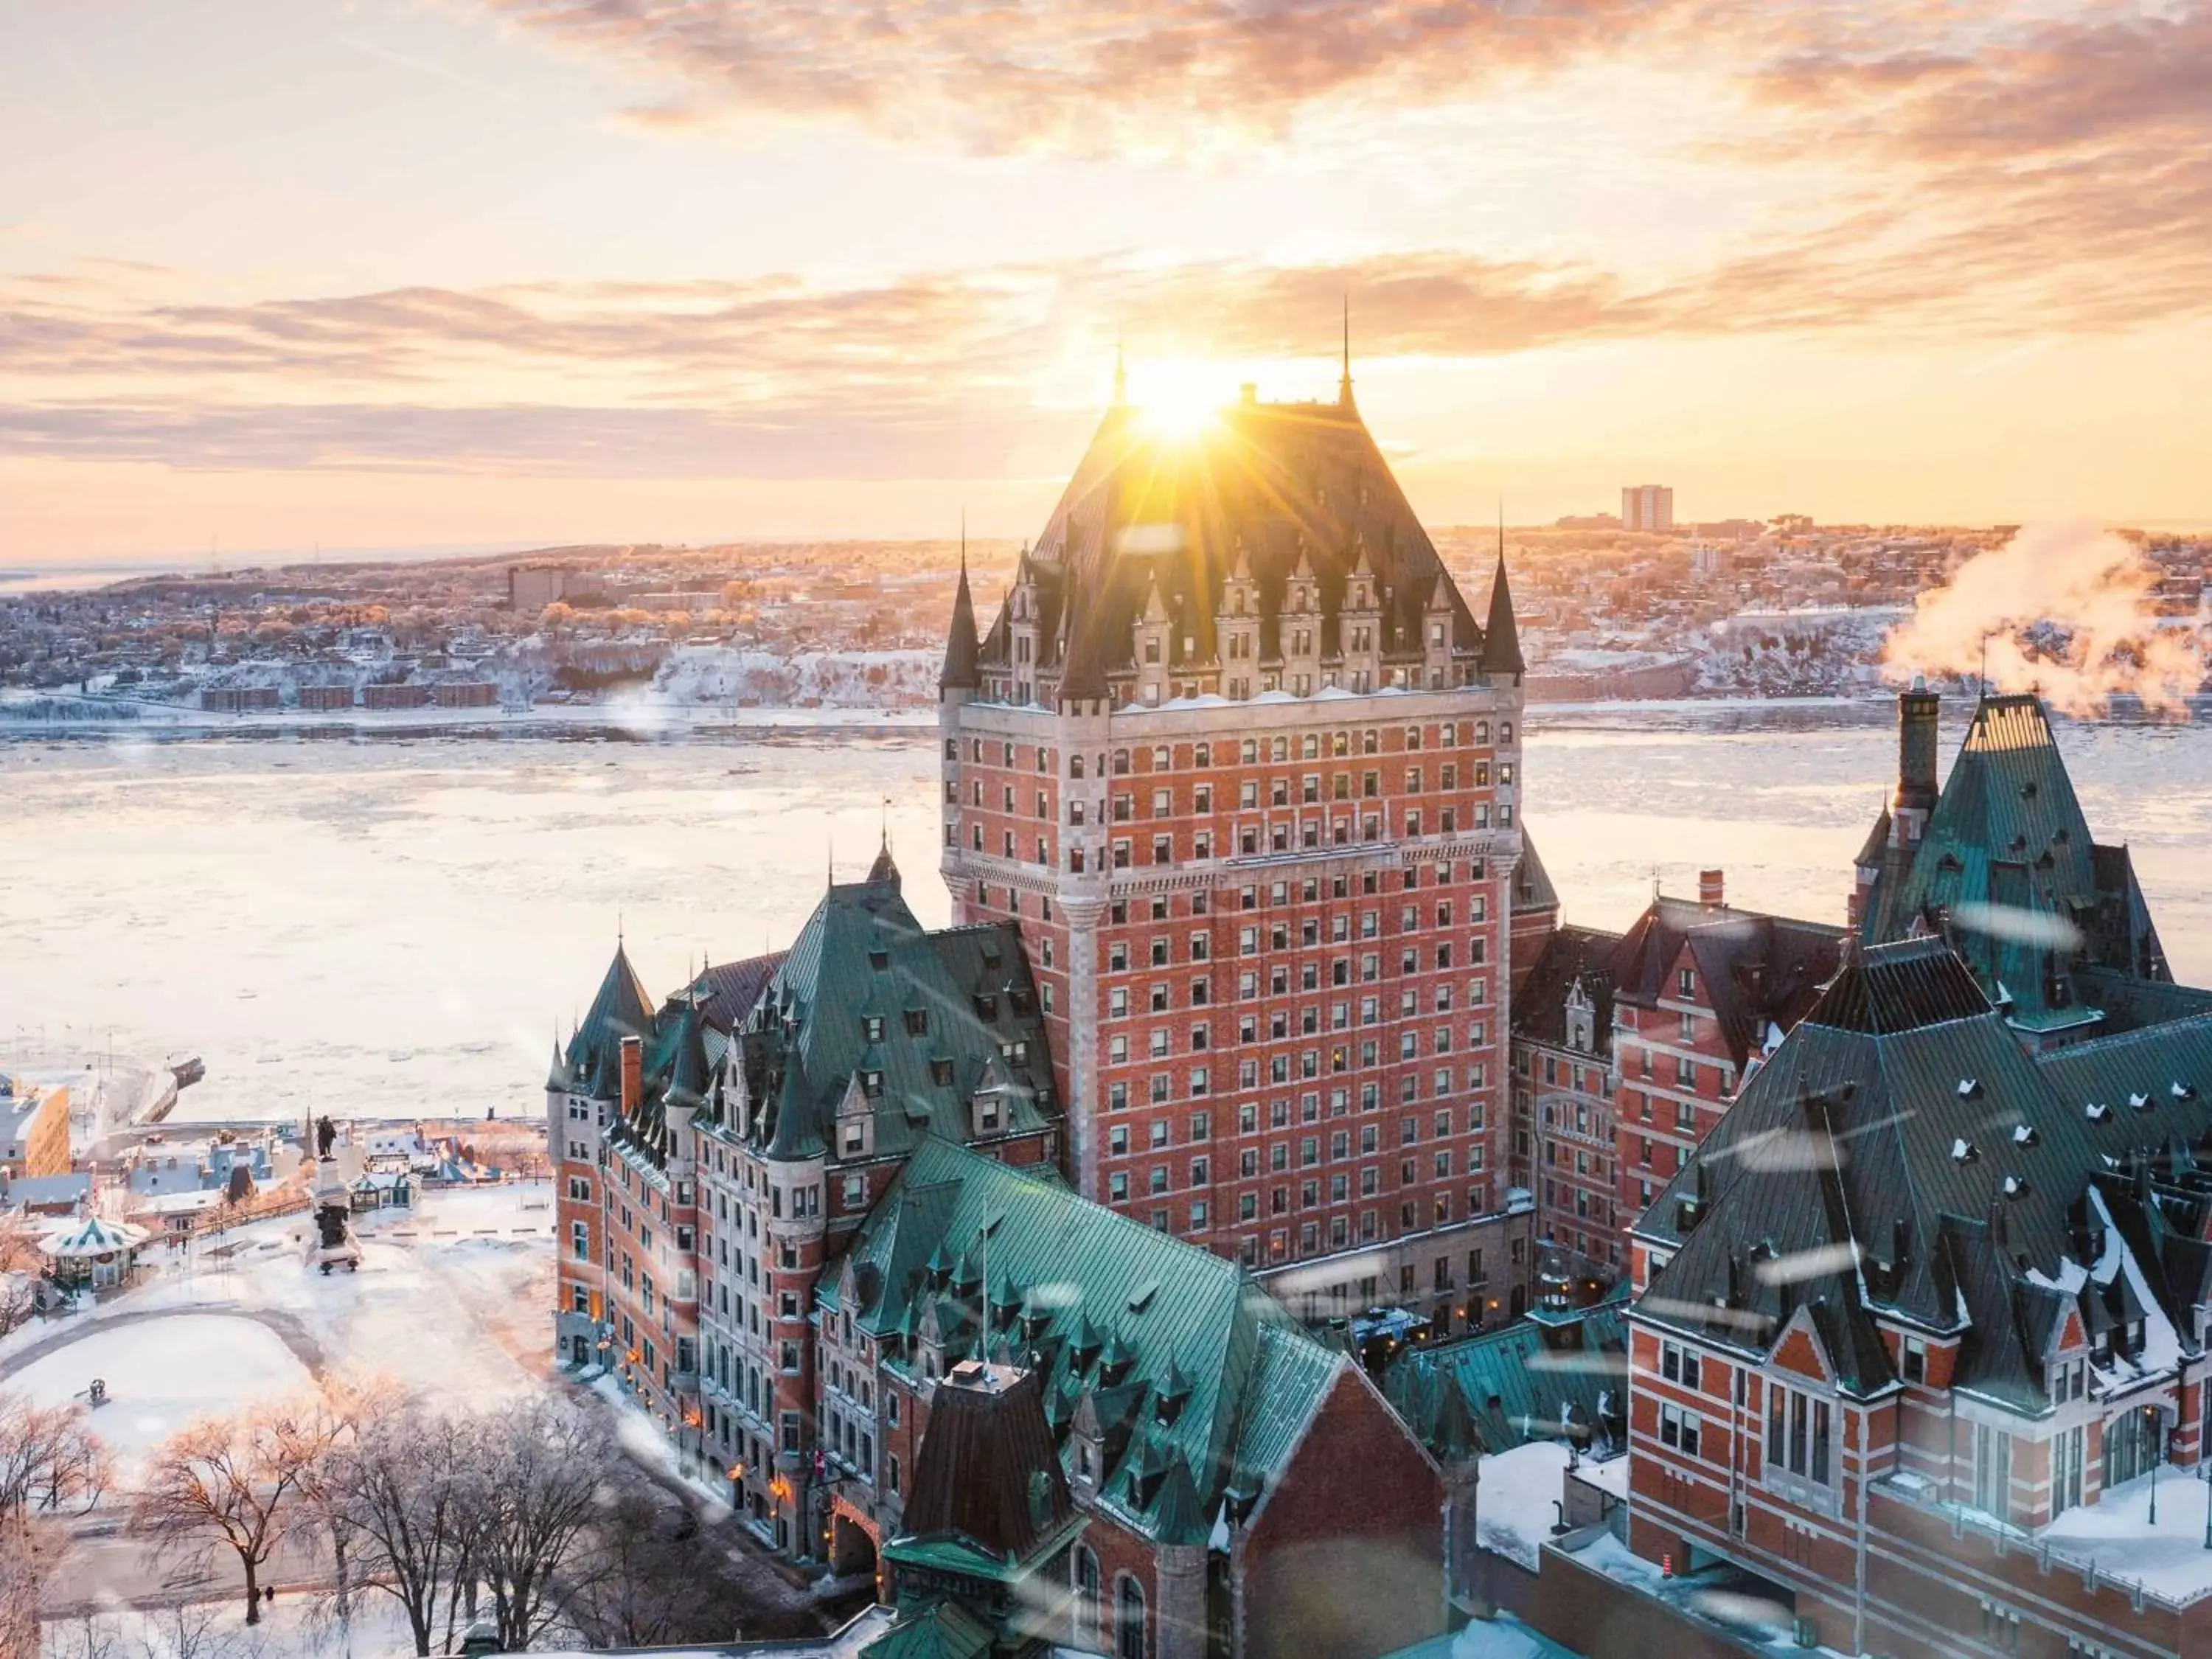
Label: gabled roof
xmin=1608 ymin=894 xmax=1843 ymax=1068
xmin=964 ymin=394 xmax=1506 ymax=695
xmin=1511 ymin=827 xmax=1560 ymax=917
xmin=1512 ymin=924 xmax=1622 ymax=1052
xmin=820 ymin=1138 xmax=1352 ymax=1545
xmin=726 ymin=872 xmax=1057 ymax=1162
xmin=677 ymin=950 xmax=787 ymax=1033
xmin=1862 ymin=692 xmax=2180 ymax=1029
xmin=1635 ymin=938 xmax=2212 ymax=1411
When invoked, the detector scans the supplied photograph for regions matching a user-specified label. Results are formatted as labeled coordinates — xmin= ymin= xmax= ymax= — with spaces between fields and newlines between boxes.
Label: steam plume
xmin=1882 ymin=524 xmax=2202 ymax=715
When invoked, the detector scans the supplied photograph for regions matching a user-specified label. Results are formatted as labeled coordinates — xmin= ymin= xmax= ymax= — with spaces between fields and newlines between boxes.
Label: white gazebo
xmin=42 ymin=1214 xmax=151 ymax=1289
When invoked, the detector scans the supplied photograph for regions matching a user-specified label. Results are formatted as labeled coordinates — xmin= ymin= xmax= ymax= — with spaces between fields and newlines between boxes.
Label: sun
xmin=1134 ymin=358 xmax=1227 ymax=440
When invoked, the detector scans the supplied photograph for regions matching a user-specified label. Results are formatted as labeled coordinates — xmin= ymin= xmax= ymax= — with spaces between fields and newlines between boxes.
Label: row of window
xmin=1073 ymin=760 xmax=1507 ymax=823
xmin=948 ymin=723 xmax=1517 ymax=778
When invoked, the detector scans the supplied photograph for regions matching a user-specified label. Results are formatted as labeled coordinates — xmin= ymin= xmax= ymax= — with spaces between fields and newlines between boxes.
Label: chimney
xmin=1893 ymin=676 xmax=1940 ymax=848
xmin=1699 ymin=869 xmax=1725 ymax=908
xmin=619 ymin=1034 xmax=643 ymax=1116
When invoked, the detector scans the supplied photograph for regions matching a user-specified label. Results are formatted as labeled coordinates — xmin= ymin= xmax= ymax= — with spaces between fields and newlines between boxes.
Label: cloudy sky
xmin=3 ymin=0 xmax=2208 ymax=564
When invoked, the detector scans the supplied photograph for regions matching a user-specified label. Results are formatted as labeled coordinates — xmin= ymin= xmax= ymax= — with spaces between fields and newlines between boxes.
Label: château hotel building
xmin=935 ymin=363 xmax=1538 ymax=1322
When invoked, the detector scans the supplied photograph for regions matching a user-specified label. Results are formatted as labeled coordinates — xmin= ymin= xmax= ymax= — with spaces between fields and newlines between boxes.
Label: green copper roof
xmin=726 ymin=872 xmax=1057 ymax=1162
xmin=820 ymin=1137 xmax=1346 ymax=1544
xmin=1635 ymin=936 xmax=2212 ymax=1409
xmin=1861 ymin=692 xmax=2178 ymax=1029
xmin=860 ymin=1598 xmax=994 ymax=1659
xmin=1388 ymin=1291 xmax=1627 ymax=1461
xmin=565 ymin=941 xmax=653 ymax=1078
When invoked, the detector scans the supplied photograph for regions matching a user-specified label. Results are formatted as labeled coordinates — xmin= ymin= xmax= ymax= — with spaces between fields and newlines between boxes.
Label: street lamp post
xmin=2147 ymin=1408 xmax=2160 ymax=1526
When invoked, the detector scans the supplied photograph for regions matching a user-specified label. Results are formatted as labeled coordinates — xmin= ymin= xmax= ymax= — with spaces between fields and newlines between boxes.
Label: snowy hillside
xmin=651 ymin=645 xmax=938 ymax=707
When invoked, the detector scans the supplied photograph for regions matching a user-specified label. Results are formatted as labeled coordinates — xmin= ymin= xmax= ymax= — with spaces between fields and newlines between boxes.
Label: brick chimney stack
xmin=1893 ymin=676 xmax=1941 ymax=851
xmin=1699 ymin=869 xmax=1725 ymax=908
xmin=619 ymin=1034 xmax=643 ymax=1116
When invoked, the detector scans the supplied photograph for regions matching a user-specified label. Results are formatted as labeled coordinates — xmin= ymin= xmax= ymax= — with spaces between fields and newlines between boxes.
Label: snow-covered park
xmin=1 ymin=1183 xmax=554 ymax=1420
xmin=4 ymin=1185 xmax=557 ymax=1656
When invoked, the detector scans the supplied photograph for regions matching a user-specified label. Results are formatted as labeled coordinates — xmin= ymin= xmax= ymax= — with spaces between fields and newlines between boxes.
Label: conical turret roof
xmin=570 ymin=941 xmax=654 ymax=1075
xmin=665 ymin=998 xmax=712 ymax=1110
xmin=866 ymin=835 xmax=901 ymax=888
xmin=1479 ymin=551 xmax=1525 ymax=678
xmin=939 ymin=550 xmax=980 ymax=692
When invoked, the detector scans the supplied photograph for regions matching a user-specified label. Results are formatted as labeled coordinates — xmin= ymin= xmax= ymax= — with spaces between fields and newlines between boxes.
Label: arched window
xmin=1073 ymin=1545 xmax=1101 ymax=1643
xmin=1116 ymin=1575 xmax=1148 ymax=1659
xmin=1475 ymin=720 xmax=1491 ymax=744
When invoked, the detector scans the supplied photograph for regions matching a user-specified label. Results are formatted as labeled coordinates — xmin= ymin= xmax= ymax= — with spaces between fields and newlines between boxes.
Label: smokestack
xmin=1893 ymin=676 xmax=1940 ymax=850
xmin=1699 ymin=869 xmax=1725 ymax=908
xmin=619 ymin=1034 xmax=643 ymax=1116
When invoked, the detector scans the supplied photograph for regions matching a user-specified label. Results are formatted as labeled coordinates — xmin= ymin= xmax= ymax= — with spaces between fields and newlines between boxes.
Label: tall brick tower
xmin=938 ymin=372 xmax=1535 ymax=1329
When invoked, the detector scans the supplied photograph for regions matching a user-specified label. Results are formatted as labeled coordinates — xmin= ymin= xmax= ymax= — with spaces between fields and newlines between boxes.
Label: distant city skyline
xmin=4 ymin=1 xmax=2210 ymax=563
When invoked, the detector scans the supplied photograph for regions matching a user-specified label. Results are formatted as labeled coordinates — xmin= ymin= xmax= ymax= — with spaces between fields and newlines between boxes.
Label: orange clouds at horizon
xmin=1 ymin=0 xmax=2208 ymax=561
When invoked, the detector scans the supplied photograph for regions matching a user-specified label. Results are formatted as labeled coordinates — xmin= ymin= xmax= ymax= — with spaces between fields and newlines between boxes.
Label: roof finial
xmin=959 ymin=508 xmax=968 ymax=576
xmin=1112 ymin=333 xmax=1127 ymax=407
xmin=1498 ymin=498 xmax=1504 ymax=560
xmin=880 ymin=794 xmax=891 ymax=854
xmin=1338 ymin=295 xmax=1353 ymax=407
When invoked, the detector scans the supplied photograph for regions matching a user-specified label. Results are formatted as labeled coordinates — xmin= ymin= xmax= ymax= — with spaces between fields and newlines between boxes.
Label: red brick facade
xmin=940 ymin=700 xmax=1539 ymax=1330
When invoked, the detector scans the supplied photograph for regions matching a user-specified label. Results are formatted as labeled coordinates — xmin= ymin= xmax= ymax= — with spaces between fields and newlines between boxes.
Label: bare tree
xmin=0 ymin=1277 xmax=36 ymax=1340
xmin=0 ymin=1388 xmax=108 ymax=1520
xmin=316 ymin=1397 xmax=479 ymax=1657
xmin=463 ymin=1399 xmax=604 ymax=1649
xmin=131 ymin=1396 xmax=344 ymax=1625
xmin=0 ymin=1526 xmax=46 ymax=1659
xmin=566 ymin=1489 xmax=752 ymax=1648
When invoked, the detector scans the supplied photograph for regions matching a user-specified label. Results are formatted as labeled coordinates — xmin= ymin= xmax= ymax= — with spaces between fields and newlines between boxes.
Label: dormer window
xmin=905 ymin=1009 xmax=928 ymax=1037
xmin=930 ymin=1058 xmax=955 ymax=1088
xmin=863 ymin=1016 xmax=885 ymax=1043
xmin=868 ymin=949 xmax=889 ymax=972
xmin=860 ymin=1070 xmax=884 ymax=1099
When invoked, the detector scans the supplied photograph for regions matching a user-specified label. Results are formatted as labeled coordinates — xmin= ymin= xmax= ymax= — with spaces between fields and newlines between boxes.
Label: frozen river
xmin=4 ymin=701 xmax=2211 ymax=1128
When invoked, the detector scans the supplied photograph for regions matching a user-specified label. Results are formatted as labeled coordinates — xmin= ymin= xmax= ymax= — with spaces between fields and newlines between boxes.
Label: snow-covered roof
xmin=43 ymin=1214 xmax=150 ymax=1257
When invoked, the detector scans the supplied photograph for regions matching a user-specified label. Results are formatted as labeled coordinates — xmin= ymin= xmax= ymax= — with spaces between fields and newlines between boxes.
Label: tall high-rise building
xmin=938 ymin=369 xmax=1538 ymax=1325
xmin=1621 ymin=484 xmax=1674 ymax=533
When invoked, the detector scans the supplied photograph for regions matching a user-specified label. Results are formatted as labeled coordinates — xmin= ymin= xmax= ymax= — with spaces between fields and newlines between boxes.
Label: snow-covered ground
xmin=1 ymin=1183 xmax=554 ymax=1460
xmin=1474 ymin=1440 xmax=1573 ymax=1571
xmin=14 ymin=1315 xmax=310 ymax=1480
xmin=2043 ymin=1464 xmax=2212 ymax=1605
xmin=44 ymin=1588 xmax=426 ymax=1659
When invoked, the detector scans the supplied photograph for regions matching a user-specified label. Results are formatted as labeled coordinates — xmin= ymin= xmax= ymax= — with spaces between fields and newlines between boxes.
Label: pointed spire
xmin=1479 ymin=538 xmax=1526 ymax=681
xmin=1338 ymin=295 xmax=1354 ymax=408
xmin=939 ymin=519 xmax=981 ymax=693
xmin=866 ymin=802 xmax=900 ymax=888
